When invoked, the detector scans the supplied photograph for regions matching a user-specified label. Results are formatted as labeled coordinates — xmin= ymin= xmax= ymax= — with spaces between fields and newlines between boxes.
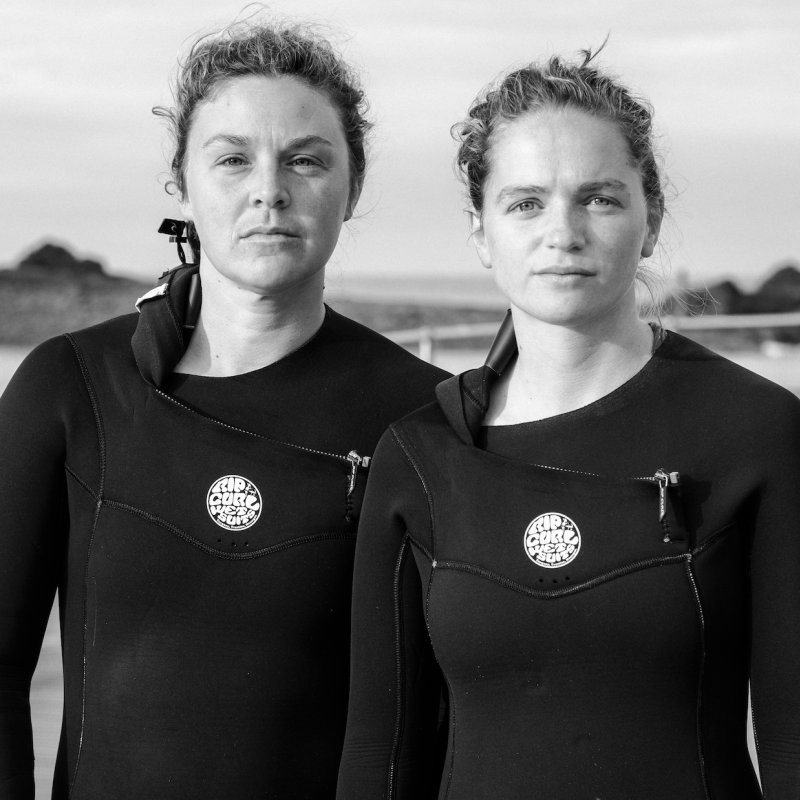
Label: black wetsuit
xmin=0 ymin=265 xmax=448 ymax=799
xmin=337 ymin=331 xmax=800 ymax=799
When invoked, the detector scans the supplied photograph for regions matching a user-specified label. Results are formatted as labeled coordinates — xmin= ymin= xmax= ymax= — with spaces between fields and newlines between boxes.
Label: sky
xmin=1 ymin=0 xmax=798 ymax=292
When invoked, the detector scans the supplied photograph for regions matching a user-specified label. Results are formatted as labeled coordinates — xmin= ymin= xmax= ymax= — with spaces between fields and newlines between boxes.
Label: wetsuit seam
xmin=462 ymin=385 xmax=485 ymax=413
xmin=749 ymin=693 xmax=764 ymax=787
xmin=63 ymin=335 xmax=106 ymax=497
xmin=425 ymin=562 xmax=456 ymax=800
xmin=65 ymin=464 xmax=98 ymax=501
xmin=692 ymin=521 xmax=738 ymax=557
xmin=388 ymin=536 xmax=410 ymax=800
xmin=685 ymin=556 xmax=712 ymax=800
xmin=164 ymin=292 xmax=184 ymax=350
xmin=391 ymin=426 xmax=437 ymax=558
xmin=64 ymin=333 xmax=106 ymax=798
xmin=104 ymin=499 xmax=355 ymax=559
xmin=436 ymin=552 xmax=690 ymax=598
xmin=407 ymin=535 xmax=433 ymax=563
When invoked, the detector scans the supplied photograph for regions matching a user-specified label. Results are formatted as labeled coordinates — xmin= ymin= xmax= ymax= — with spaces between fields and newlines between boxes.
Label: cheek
xmin=600 ymin=220 xmax=647 ymax=266
xmin=485 ymin=222 xmax=529 ymax=273
xmin=305 ymin=183 xmax=350 ymax=236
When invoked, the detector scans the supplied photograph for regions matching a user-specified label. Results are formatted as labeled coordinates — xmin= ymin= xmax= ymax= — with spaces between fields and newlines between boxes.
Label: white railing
xmin=385 ymin=312 xmax=800 ymax=363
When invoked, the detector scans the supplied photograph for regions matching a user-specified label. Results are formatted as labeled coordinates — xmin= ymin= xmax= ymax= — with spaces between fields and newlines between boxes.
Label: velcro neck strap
xmin=131 ymin=264 xmax=199 ymax=389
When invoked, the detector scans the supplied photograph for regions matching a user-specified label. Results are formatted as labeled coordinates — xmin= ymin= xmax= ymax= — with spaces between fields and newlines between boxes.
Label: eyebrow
xmin=201 ymin=133 xmax=335 ymax=150
xmin=578 ymin=179 xmax=630 ymax=194
xmin=285 ymin=135 xmax=335 ymax=150
xmin=496 ymin=184 xmax=548 ymax=203
xmin=202 ymin=134 xmax=250 ymax=149
xmin=495 ymin=179 xmax=631 ymax=204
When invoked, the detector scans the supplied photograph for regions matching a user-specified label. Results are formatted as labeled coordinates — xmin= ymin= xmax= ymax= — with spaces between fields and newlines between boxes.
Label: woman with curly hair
xmin=338 ymin=49 xmax=800 ymax=799
xmin=0 ymin=16 xmax=446 ymax=799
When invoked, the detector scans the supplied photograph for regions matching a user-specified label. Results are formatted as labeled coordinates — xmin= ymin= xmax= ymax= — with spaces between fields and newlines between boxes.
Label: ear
xmin=641 ymin=204 xmax=663 ymax=259
xmin=179 ymin=193 xmax=194 ymax=224
xmin=343 ymin=180 xmax=363 ymax=222
xmin=469 ymin=209 xmax=492 ymax=270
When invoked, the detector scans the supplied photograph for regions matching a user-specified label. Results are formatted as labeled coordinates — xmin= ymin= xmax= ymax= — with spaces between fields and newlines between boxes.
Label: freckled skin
xmin=180 ymin=74 xmax=353 ymax=298
xmin=472 ymin=108 xmax=661 ymax=329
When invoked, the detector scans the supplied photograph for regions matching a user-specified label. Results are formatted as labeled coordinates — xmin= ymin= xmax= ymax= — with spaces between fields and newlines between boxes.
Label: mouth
xmin=240 ymin=226 xmax=300 ymax=240
xmin=535 ymin=266 xmax=595 ymax=277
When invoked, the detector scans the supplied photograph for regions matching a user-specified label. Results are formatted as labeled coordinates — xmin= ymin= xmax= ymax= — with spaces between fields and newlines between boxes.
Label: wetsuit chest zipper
xmin=519 ymin=460 xmax=683 ymax=542
xmin=154 ymin=388 xmax=371 ymax=519
xmin=638 ymin=469 xmax=683 ymax=543
xmin=345 ymin=451 xmax=371 ymax=522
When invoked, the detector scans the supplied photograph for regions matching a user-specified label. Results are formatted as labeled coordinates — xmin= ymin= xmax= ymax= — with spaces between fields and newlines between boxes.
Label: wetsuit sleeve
xmin=337 ymin=429 xmax=444 ymax=800
xmin=748 ymin=391 xmax=800 ymax=798
xmin=0 ymin=339 xmax=76 ymax=798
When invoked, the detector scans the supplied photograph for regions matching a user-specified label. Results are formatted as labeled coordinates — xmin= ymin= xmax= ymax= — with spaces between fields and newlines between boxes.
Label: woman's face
xmin=472 ymin=107 xmax=661 ymax=328
xmin=181 ymin=74 xmax=353 ymax=296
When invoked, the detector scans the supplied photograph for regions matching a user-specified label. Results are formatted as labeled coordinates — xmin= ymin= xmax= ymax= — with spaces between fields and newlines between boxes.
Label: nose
xmin=250 ymin=163 xmax=290 ymax=209
xmin=543 ymin=202 xmax=585 ymax=251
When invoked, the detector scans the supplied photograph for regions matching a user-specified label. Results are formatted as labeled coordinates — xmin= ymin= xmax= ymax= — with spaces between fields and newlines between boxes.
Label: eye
xmin=510 ymin=199 xmax=540 ymax=213
xmin=587 ymin=196 xmax=617 ymax=207
xmin=289 ymin=156 xmax=323 ymax=170
xmin=219 ymin=156 xmax=247 ymax=167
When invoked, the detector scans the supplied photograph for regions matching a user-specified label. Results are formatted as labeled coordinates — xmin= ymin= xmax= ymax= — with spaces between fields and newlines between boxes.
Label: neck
xmin=486 ymin=294 xmax=654 ymax=425
xmin=174 ymin=263 xmax=326 ymax=377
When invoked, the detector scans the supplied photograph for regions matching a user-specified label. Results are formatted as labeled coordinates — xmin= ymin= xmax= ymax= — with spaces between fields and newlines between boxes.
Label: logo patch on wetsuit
xmin=524 ymin=513 xmax=581 ymax=568
xmin=206 ymin=475 xmax=262 ymax=531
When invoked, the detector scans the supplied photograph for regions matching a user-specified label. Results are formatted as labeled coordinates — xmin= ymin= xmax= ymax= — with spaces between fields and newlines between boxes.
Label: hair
xmin=452 ymin=46 xmax=667 ymax=315
xmin=452 ymin=46 xmax=664 ymax=225
xmin=153 ymin=15 xmax=372 ymax=260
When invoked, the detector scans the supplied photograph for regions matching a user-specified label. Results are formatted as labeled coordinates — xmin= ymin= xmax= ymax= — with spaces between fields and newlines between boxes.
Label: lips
xmin=535 ymin=266 xmax=594 ymax=277
xmin=240 ymin=225 xmax=300 ymax=239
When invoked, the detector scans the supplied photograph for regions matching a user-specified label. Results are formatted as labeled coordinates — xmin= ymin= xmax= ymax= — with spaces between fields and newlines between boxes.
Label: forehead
xmin=487 ymin=107 xmax=638 ymax=185
xmin=189 ymin=74 xmax=346 ymax=146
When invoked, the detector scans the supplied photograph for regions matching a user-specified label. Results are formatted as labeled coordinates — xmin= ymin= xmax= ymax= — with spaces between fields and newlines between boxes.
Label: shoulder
xmin=7 ymin=312 xmax=138 ymax=393
xmin=325 ymin=307 xmax=448 ymax=373
xmin=322 ymin=306 xmax=450 ymax=404
xmin=65 ymin=313 xmax=141 ymax=383
xmin=388 ymin=398 xmax=458 ymax=462
xmin=67 ymin=312 xmax=139 ymax=356
xmin=0 ymin=334 xmax=87 ymax=423
xmin=660 ymin=330 xmax=798 ymax=397
xmin=658 ymin=330 xmax=800 ymax=439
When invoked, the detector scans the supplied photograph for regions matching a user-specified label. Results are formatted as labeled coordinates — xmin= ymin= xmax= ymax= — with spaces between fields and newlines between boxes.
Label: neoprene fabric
xmin=0 ymin=265 xmax=448 ymax=800
xmin=337 ymin=332 xmax=800 ymax=800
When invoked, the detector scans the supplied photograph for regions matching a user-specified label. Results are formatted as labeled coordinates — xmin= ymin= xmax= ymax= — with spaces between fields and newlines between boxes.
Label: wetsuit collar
xmin=131 ymin=263 xmax=200 ymax=389
xmin=435 ymin=310 xmax=517 ymax=446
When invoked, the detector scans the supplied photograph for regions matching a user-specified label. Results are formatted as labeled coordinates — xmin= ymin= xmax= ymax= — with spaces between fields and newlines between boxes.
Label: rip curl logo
xmin=524 ymin=513 xmax=581 ymax=568
xmin=207 ymin=475 xmax=262 ymax=531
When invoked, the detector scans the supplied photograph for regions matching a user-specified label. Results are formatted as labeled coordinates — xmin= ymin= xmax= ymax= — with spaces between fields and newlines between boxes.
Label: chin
xmin=213 ymin=259 xmax=324 ymax=297
xmin=503 ymin=285 xmax=584 ymax=322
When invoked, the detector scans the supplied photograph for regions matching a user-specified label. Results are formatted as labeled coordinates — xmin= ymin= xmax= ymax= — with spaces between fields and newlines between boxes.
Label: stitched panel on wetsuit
xmin=103 ymin=390 xmax=357 ymax=551
xmin=427 ymin=443 xmax=686 ymax=590
xmin=428 ymin=564 xmax=706 ymax=799
xmin=70 ymin=505 xmax=354 ymax=799
xmin=406 ymin=431 xmax=709 ymax=798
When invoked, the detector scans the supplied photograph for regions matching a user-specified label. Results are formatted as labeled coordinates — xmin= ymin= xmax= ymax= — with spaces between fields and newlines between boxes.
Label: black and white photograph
xmin=1 ymin=1 xmax=798 ymax=797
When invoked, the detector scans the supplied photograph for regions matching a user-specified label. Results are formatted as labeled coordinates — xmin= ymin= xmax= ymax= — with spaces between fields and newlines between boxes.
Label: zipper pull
xmin=654 ymin=468 xmax=670 ymax=522
xmin=345 ymin=451 xmax=372 ymax=523
xmin=346 ymin=450 xmax=371 ymax=498
xmin=654 ymin=468 xmax=681 ymax=540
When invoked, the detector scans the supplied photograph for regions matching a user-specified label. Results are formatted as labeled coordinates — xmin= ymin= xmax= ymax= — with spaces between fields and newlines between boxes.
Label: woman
xmin=0 ymin=18 xmax=447 ymax=799
xmin=337 ymin=50 xmax=800 ymax=799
